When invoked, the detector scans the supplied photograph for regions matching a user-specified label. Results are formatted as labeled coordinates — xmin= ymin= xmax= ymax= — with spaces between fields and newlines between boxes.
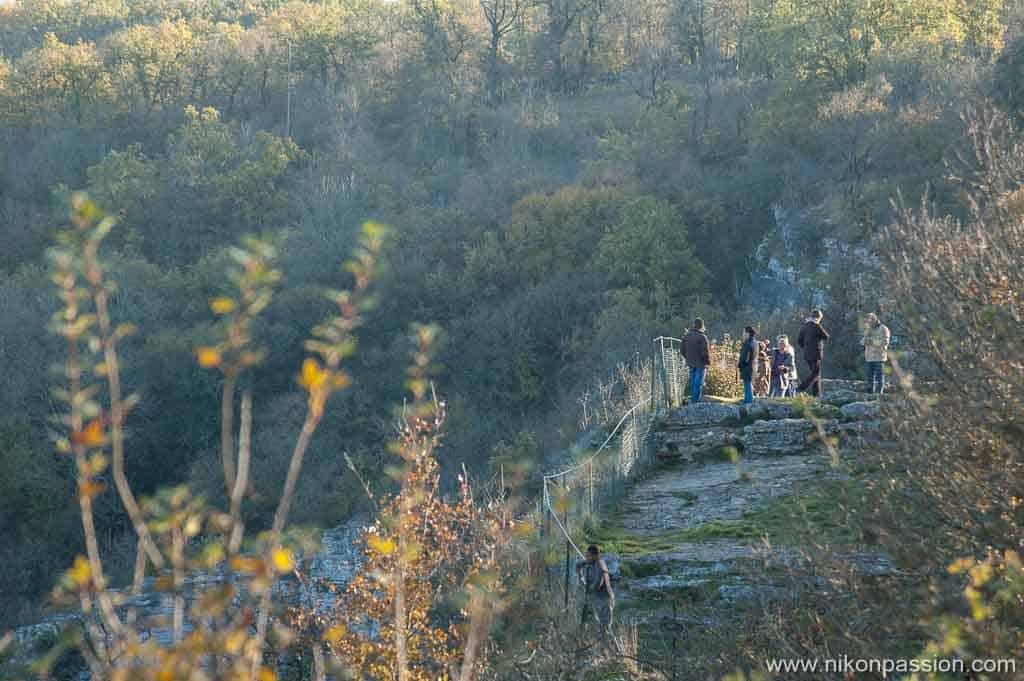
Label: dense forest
xmin=0 ymin=0 xmax=1021 ymax=641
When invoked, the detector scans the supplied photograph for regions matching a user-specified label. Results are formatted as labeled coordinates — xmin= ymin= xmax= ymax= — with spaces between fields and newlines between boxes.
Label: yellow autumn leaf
xmin=209 ymin=297 xmax=236 ymax=314
xmin=298 ymin=358 xmax=328 ymax=392
xmin=323 ymin=624 xmax=347 ymax=645
xmin=225 ymin=629 xmax=248 ymax=654
xmin=196 ymin=346 xmax=222 ymax=368
xmin=87 ymin=452 xmax=109 ymax=476
xmin=230 ymin=556 xmax=264 ymax=574
xmin=79 ymin=479 xmax=107 ymax=499
xmin=368 ymin=535 xmax=397 ymax=555
xmin=271 ymin=548 xmax=294 ymax=573
xmin=71 ymin=418 xmax=106 ymax=448
xmin=184 ymin=515 xmax=202 ymax=538
xmin=258 ymin=668 xmax=277 ymax=681
xmin=68 ymin=556 xmax=91 ymax=587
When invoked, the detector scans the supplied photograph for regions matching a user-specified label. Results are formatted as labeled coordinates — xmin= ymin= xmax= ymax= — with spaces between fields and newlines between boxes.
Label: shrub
xmin=705 ymin=335 xmax=742 ymax=399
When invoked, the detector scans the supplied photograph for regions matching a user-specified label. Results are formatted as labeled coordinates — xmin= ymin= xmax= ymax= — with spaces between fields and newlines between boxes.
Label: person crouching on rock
xmin=682 ymin=318 xmax=711 ymax=403
xmin=577 ymin=544 xmax=615 ymax=651
xmin=738 ymin=326 xmax=759 ymax=405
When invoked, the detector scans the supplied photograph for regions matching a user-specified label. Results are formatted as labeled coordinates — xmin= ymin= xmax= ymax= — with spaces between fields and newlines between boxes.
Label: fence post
xmin=658 ymin=338 xmax=671 ymax=408
xmin=544 ymin=483 xmax=551 ymax=593
xmin=563 ymin=492 xmax=572 ymax=611
xmin=632 ymin=408 xmax=640 ymax=461
xmin=650 ymin=340 xmax=658 ymax=413
xmin=564 ymin=539 xmax=571 ymax=609
xmin=588 ymin=461 xmax=594 ymax=518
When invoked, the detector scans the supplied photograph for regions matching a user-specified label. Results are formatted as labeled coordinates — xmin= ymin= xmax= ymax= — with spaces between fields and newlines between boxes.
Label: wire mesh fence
xmin=535 ymin=336 xmax=686 ymax=613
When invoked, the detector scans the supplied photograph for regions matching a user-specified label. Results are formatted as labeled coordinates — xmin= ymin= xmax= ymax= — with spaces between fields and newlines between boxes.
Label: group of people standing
xmin=681 ymin=310 xmax=892 ymax=405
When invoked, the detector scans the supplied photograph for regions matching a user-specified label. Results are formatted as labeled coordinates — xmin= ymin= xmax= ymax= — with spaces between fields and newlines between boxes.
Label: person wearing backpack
xmin=682 ymin=318 xmax=711 ymax=403
xmin=737 ymin=326 xmax=759 ymax=405
xmin=797 ymin=310 xmax=830 ymax=397
xmin=576 ymin=545 xmax=615 ymax=649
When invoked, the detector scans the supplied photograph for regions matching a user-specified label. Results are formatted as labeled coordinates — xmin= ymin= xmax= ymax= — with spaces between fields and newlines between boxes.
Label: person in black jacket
xmin=682 ymin=318 xmax=711 ymax=403
xmin=796 ymin=309 xmax=830 ymax=397
xmin=737 ymin=325 xmax=759 ymax=404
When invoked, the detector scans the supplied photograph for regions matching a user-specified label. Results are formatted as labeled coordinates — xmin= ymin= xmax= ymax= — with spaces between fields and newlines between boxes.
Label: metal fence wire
xmin=537 ymin=336 xmax=685 ymax=612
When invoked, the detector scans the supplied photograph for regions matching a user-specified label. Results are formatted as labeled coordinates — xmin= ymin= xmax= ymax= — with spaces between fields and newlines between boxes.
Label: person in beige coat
xmin=861 ymin=313 xmax=891 ymax=394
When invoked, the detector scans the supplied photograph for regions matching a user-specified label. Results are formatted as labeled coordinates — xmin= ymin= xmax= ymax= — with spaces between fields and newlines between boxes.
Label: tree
xmin=624 ymin=0 xmax=673 ymax=104
xmin=480 ymin=0 xmax=526 ymax=102
xmin=759 ymin=0 xmax=1004 ymax=88
xmin=259 ymin=0 xmax=381 ymax=94
xmin=0 ymin=58 xmax=11 ymax=122
xmin=9 ymin=33 xmax=113 ymax=126
xmin=536 ymin=0 xmax=600 ymax=91
xmin=502 ymin=185 xmax=626 ymax=286
xmin=190 ymin=21 xmax=254 ymax=115
xmin=595 ymin=195 xmax=707 ymax=304
xmin=403 ymin=0 xmax=477 ymax=98
xmin=323 ymin=367 xmax=506 ymax=680
xmin=85 ymin=144 xmax=159 ymax=226
xmin=106 ymin=20 xmax=197 ymax=117
xmin=85 ymin=107 xmax=302 ymax=263
xmin=953 ymin=0 xmax=1005 ymax=58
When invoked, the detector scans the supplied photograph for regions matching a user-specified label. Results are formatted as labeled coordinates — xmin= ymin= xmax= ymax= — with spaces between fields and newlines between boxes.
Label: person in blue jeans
xmin=737 ymin=326 xmax=759 ymax=405
xmin=861 ymin=313 xmax=891 ymax=394
xmin=682 ymin=319 xmax=711 ymax=403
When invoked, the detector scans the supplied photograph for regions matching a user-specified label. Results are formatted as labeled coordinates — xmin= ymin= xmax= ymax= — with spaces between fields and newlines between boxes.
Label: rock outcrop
xmin=664 ymin=403 xmax=742 ymax=428
xmin=840 ymin=400 xmax=882 ymax=420
xmin=740 ymin=418 xmax=836 ymax=456
xmin=655 ymin=426 xmax=739 ymax=461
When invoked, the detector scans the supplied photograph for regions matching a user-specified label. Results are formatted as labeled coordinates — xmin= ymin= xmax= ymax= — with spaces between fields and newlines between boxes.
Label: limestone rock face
xmin=821 ymin=378 xmax=867 ymax=394
xmin=664 ymin=403 xmax=742 ymax=428
xmin=840 ymin=400 xmax=882 ymax=420
xmin=837 ymin=420 xmax=885 ymax=447
xmin=655 ymin=426 xmax=740 ymax=461
xmin=746 ymin=400 xmax=800 ymax=420
xmin=819 ymin=389 xmax=872 ymax=406
xmin=739 ymin=418 xmax=836 ymax=456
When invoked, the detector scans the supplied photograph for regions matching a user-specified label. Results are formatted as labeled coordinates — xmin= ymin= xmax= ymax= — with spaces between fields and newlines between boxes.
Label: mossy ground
xmin=585 ymin=476 xmax=865 ymax=558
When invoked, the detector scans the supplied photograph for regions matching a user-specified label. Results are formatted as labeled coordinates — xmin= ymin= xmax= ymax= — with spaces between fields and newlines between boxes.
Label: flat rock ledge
xmin=740 ymin=418 xmax=838 ymax=456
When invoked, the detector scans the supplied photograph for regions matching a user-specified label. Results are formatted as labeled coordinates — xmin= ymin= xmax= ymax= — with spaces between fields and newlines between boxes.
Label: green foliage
xmin=503 ymin=186 xmax=625 ymax=285
xmin=752 ymin=0 xmax=1005 ymax=88
xmin=596 ymin=196 xmax=707 ymax=304
xmin=85 ymin=106 xmax=302 ymax=262
xmin=0 ymin=425 xmax=79 ymax=620
xmin=260 ymin=0 xmax=382 ymax=89
xmin=6 ymin=33 xmax=113 ymax=125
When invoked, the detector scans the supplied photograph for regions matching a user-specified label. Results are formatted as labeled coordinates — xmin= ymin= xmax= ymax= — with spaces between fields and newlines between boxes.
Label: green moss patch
xmin=587 ymin=478 xmax=866 ymax=557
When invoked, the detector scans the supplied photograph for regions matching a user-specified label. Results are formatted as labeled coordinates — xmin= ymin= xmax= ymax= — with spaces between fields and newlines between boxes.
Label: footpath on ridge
xmin=574 ymin=378 xmax=896 ymax=672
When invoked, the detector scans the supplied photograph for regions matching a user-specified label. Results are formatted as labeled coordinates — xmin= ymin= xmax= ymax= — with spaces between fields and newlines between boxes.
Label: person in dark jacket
xmin=737 ymin=326 xmax=759 ymax=404
xmin=682 ymin=318 xmax=711 ymax=403
xmin=796 ymin=309 xmax=830 ymax=397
